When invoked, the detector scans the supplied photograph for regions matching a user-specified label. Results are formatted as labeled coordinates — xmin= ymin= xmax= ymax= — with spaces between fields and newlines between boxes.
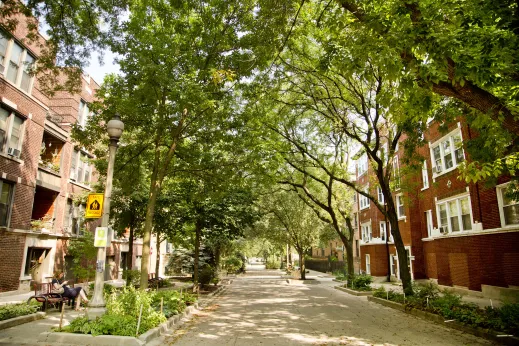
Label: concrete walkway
xmin=157 ymin=269 xmax=492 ymax=346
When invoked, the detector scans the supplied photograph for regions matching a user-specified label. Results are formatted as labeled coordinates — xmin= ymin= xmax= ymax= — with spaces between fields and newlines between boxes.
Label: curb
xmin=0 ymin=311 xmax=45 ymax=330
xmin=334 ymin=286 xmax=373 ymax=296
xmin=368 ymin=296 xmax=519 ymax=345
xmin=286 ymin=279 xmax=319 ymax=285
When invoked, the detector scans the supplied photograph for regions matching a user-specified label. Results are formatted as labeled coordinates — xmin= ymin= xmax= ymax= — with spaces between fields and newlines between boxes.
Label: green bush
xmin=266 ymin=260 xmax=280 ymax=269
xmin=122 ymin=269 xmax=141 ymax=286
xmin=0 ymin=303 xmax=39 ymax=321
xmin=348 ymin=274 xmax=373 ymax=291
xmin=373 ymin=284 xmax=519 ymax=336
xmin=152 ymin=290 xmax=187 ymax=318
xmin=223 ymin=256 xmax=242 ymax=273
xmin=198 ymin=266 xmax=215 ymax=287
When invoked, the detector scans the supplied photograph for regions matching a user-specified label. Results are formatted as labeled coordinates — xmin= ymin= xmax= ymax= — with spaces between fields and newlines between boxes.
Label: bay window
xmin=431 ymin=129 xmax=464 ymax=175
xmin=436 ymin=195 xmax=473 ymax=233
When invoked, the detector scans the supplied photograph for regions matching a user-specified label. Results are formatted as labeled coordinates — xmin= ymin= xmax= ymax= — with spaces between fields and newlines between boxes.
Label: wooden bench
xmin=27 ymin=282 xmax=72 ymax=311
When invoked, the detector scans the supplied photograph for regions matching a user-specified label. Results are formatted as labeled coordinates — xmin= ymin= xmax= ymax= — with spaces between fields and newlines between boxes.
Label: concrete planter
xmin=0 ymin=311 xmax=45 ymax=330
xmin=334 ymin=285 xmax=373 ymax=296
xmin=368 ymin=296 xmax=519 ymax=346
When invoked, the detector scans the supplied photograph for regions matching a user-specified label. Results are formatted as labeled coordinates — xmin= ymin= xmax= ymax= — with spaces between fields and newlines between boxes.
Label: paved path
xmin=158 ymin=270 xmax=492 ymax=346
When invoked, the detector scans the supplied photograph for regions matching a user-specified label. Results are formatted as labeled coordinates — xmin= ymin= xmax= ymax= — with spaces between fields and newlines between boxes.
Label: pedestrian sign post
xmin=86 ymin=193 xmax=104 ymax=218
xmin=94 ymin=227 xmax=108 ymax=247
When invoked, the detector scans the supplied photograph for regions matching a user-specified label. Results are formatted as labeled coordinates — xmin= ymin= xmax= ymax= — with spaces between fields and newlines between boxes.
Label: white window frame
xmin=357 ymin=153 xmax=368 ymax=177
xmin=0 ymin=30 xmax=35 ymax=94
xmin=77 ymin=100 xmax=91 ymax=128
xmin=422 ymin=160 xmax=429 ymax=190
xmin=425 ymin=209 xmax=433 ymax=237
xmin=430 ymin=126 xmax=465 ymax=177
xmin=365 ymin=254 xmax=371 ymax=274
xmin=0 ymin=107 xmax=25 ymax=157
xmin=377 ymin=186 xmax=384 ymax=204
xmin=379 ymin=221 xmax=386 ymax=241
xmin=396 ymin=194 xmax=405 ymax=219
xmin=359 ymin=186 xmax=370 ymax=210
xmin=435 ymin=193 xmax=473 ymax=234
xmin=361 ymin=221 xmax=372 ymax=243
xmin=496 ymin=182 xmax=519 ymax=228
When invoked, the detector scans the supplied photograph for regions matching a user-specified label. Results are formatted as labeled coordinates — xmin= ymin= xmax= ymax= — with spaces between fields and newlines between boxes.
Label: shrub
xmin=0 ymin=303 xmax=39 ymax=321
xmin=152 ymin=290 xmax=187 ymax=318
xmin=198 ymin=266 xmax=216 ymax=287
xmin=266 ymin=260 xmax=280 ymax=269
xmin=333 ymin=271 xmax=347 ymax=281
xmin=348 ymin=274 xmax=373 ymax=291
xmin=223 ymin=256 xmax=242 ymax=273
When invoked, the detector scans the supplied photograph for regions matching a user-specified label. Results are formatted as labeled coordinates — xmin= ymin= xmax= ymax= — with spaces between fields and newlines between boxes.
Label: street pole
xmin=90 ymin=115 xmax=123 ymax=307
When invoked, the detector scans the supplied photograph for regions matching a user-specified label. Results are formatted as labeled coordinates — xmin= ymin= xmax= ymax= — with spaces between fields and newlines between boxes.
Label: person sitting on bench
xmin=51 ymin=271 xmax=89 ymax=311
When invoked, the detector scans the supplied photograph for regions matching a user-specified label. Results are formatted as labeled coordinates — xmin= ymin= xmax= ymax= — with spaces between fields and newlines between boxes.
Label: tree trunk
xmin=126 ymin=226 xmax=134 ymax=286
xmin=193 ymin=219 xmax=201 ymax=289
xmin=299 ymin=252 xmax=305 ymax=280
xmin=155 ymin=232 xmax=161 ymax=279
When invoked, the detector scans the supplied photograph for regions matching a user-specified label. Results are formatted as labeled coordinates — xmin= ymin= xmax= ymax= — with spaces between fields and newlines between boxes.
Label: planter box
xmin=368 ymin=296 xmax=519 ymax=346
xmin=0 ymin=311 xmax=45 ymax=331
xmin=334 ymin=286 xmax=373 ymax=296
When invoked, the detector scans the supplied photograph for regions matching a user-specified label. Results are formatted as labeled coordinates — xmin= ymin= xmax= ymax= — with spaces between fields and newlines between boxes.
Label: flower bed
xmin=61 ymin=286 xmax=197 ymax=336
xmin=0 ymin=303 xmax=39 ymax=321
xmin=373 ymin=284 xmax=519 ymax=337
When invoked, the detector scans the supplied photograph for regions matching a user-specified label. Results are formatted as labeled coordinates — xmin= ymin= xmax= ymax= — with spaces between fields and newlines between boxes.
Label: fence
xmin=305 ymin=259 xmax=346 ymax=274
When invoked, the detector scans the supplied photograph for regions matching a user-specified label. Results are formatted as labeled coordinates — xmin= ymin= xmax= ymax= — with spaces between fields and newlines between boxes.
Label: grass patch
xmin=0 ymin=303 xmax=39 ymax=321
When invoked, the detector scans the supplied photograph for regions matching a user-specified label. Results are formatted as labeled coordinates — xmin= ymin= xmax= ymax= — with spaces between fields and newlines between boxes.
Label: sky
xmin=86 ymin=50 xmax=121 ymax=85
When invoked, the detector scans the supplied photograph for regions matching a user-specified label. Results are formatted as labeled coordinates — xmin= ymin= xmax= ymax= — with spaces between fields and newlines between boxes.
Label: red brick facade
xmin=354 ymin=119 xmax=519 ymax=292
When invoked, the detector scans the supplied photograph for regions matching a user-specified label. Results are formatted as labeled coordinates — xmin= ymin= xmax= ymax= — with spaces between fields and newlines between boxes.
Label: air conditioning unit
xmin=7 ymin=147 xmax=20 ymax=158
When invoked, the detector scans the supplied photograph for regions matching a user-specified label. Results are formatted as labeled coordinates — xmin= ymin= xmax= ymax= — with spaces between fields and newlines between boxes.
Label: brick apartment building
xmin=0 ymin=11 xmax=150 ymax=292
xmin=355 ymin=119 xmax=519 ymax=298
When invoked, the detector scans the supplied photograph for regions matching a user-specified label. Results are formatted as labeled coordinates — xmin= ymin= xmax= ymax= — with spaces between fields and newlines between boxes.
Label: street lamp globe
xmin=107 ymin=114 xmax=124 ymax=140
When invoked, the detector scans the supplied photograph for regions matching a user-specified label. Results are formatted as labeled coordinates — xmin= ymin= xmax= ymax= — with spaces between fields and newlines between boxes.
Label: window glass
xmin=0 ymin=108 xmax=8 ymax=148
xmin=70 ymin=150 xmax=78 ymax=179
xmin=439 ymin=204 xmax=448 ymax=232
xmin=9 ymin=116 xmax=23 ymax=150
xmin=453 ymin=134 xmax=464 ymax=164
xmin=377 ymin=186 xmax=384 ymax=203
xmin=0 ymin=31 xmax=7 ymax=62
xmin=0 ymin=181 xmax=12 ymax=226
xmin=460 ymin=197 xmax=472 ymax=230
xmin=6 ymin=42 xmax=22 ymax=83
xmin=380 ymin=222 xmax=386 ymax=241
xmin=20 ymin=53 xmax=34 ymax=92
xmin=502 ymin=191 xmax=519 ymax=225
xmin=433 ymin=146 xmax=442 ymax=172
xmin=442 ymin=139 xmax=453 ymax=169
xmin=448 ymin=200 xmax=460 ymax=232
xmin=397 ymin=195 xmax=405 ymax=217
xmin=422 ymin=161 xmax=429 ymax=188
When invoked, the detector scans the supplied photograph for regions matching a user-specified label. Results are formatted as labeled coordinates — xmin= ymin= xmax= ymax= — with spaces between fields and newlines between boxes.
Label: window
xmin=422 ymin=160 xmax=429 ymax=189
xmin=357 ymin=153 xmax=368 ymax=176
xmin=392 ymin=156 xmax=400 ymax=189
xmin=77 ymin=100 xmax=90 ymax=128
xmin=361 ymin=222 xmax=372 ymax=242
xmin=0 ymin=107 xmax=24 ymax=157
xmin=431 ymin=129 xmax=464 ymax=175
xmin=24 ymin=247 xmax=49 ymax=276
xmin=436 ymin=195 xmax=472 ymax=233
xmin=497 ymin=185 xmax=519 ymax=226
xmin=359 ymin=187 xmax=370 ymax=210
xmin=0 ymin=180 xmax=13 ymax=226
xmin=70 ymin=149 xmax=92 ymax=185
xmin=377 ymin=186 xmax=384 ymax=204
xmin=396 ymin=195 xmax=405 ymax=219
xmin=0 ymin=31 xmax=35 ymax=93
xmin=425 ymin=210 xmax=433 ymax=237
xmin=353 ymin=212 xmax=358 ymax=229
xmin=379 ymin=221 xmax=386 ymax=241
xmin=365 ymin=254 xmax=371 ymax=274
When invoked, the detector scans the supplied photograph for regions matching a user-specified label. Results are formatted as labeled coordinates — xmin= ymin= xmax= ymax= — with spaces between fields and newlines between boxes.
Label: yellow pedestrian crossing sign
xmin=85 ymin=193 xmax=104 ymax=218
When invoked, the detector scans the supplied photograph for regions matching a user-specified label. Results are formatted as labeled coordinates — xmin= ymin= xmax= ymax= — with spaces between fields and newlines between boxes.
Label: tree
xmin=261 ymin=191 xmax=325 ymax=280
